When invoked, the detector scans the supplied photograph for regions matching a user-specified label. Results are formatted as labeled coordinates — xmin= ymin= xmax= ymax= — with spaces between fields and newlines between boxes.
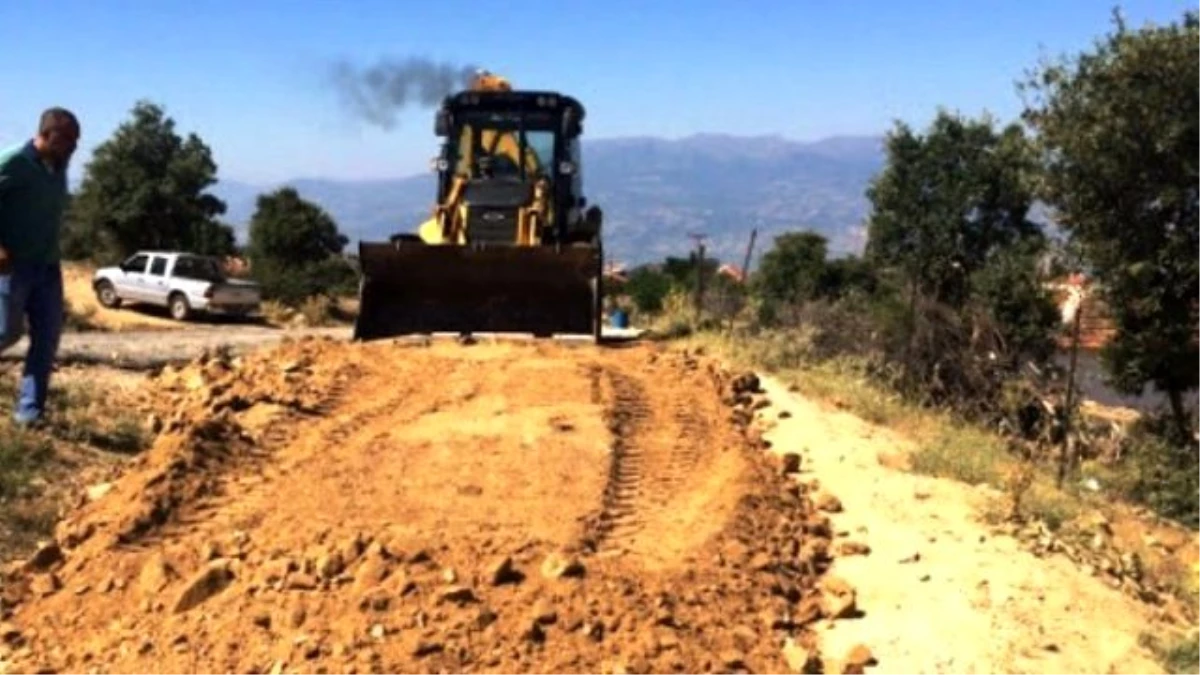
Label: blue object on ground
xmin=610 ymin=309 xmax=629 ymax=329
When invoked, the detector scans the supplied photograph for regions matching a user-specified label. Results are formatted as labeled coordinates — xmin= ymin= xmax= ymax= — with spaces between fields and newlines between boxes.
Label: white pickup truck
xmin=92 ymin=251 xmax=262 ymax=321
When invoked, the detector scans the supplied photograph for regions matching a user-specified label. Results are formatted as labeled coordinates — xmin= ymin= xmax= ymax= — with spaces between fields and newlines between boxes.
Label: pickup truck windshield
xmin=173 ymin=256 xmax=226 ymax=282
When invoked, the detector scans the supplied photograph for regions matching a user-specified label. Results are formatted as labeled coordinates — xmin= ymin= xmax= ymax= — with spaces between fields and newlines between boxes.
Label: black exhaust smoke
xmin=329 ymin=56 xmax=478 ymax=130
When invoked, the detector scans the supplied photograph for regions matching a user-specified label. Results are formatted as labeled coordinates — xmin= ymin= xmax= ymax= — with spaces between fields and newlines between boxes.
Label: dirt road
xmin=0 ymin=326 xmax=348 ymax=368
xmin=0 ymin=339 xmax=843 ymax=674
xmin=1 ymin=329 xmax=1179 ymax=673
xmin=2 ymin=326 xmax=646 ymax=369
xmin=754 ymin=374 xmax=1170 ymax=674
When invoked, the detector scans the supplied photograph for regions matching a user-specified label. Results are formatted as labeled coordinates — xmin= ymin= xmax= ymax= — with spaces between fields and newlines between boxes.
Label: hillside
xmin=212 ymin=134 xmax=886 ymax=267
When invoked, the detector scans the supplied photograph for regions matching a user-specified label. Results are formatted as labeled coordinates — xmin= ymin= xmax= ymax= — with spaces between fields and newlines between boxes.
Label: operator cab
xmin=430 ymin=90 xmax=595 ymax=245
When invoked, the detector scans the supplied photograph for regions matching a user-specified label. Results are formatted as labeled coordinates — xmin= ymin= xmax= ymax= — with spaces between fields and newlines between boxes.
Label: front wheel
xmin=95 ymin=281 xmax=121 ymax=309
xmin=168 ymin=293 xmax=191 ymax=321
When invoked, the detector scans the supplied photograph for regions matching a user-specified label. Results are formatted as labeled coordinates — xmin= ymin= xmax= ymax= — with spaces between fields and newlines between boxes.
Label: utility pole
xmin=1057 ymin=279 xmax=1086 ymax=489
xmin=727 ymin=228 xmax=758 ymax=335
xmin=687 ymin=232 xmax=707 ymax=323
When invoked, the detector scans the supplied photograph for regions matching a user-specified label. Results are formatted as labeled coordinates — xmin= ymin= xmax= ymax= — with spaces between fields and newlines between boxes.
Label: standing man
xmin=0 ymin=108 xmax=80 ymax=426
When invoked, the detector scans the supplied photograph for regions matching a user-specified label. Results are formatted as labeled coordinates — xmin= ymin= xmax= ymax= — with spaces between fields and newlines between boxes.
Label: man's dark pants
xmin=0 ymin=261 xmax=63 ymax=424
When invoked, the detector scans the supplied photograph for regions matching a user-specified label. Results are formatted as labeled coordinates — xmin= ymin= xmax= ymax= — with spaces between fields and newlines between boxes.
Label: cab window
xmin=123 ymin=254 xmax=148 ymax=273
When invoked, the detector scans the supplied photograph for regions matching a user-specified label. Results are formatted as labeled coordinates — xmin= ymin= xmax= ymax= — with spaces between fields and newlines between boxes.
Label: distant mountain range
xmin=213 ymin=133 xmax=888 ymax=267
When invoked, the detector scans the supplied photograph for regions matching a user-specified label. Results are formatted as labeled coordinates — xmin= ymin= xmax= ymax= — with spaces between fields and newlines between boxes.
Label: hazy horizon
xmin=1 ymin=0 xmax=1191 ymax=184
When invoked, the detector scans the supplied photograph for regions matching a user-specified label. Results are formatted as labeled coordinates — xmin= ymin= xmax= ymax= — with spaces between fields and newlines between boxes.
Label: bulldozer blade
xmin=354 ymin=241 xmax=602 ymax=341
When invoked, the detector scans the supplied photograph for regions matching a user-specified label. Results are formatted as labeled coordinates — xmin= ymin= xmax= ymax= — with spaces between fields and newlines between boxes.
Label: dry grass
xmin=298 ymin=295 xmax=341 ymax=327
xmin=0 ymin=374 xmax=152 ymax=561
xmin=0 ymin=426 xmax=54 ymax=499
xmin=1141 ymin=630 xmax=1200 ymax=674
xmin=261 ymin=299 xmax=293 ymax=326
xmin=639 ymin=288 xmax=706 ymax=339
xmin=688 ymin=329 xmax=1094 ymax=524
xmin=63 ymin=298 xmax=105 ymax=332
xmin=261 ymin=295 xmax=357 ymax=328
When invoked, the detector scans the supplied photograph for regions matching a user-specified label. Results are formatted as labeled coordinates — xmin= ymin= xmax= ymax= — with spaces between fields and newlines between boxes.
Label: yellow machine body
xmin=354 ymin=71 xmax=604 ymax=341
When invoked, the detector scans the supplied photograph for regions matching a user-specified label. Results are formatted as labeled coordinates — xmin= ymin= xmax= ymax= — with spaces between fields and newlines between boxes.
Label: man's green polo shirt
xmin=0 ymin=141 xmax=68 ymax=264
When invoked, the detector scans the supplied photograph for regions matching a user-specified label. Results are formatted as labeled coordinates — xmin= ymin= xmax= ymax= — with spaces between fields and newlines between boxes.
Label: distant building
xmin=1045 ymin=273 xmax=1115 ymax=350
xmin=716 ymin=263 xmax=746 ymax=283
xmin=603 ymin=261 xmax=629 ymax=284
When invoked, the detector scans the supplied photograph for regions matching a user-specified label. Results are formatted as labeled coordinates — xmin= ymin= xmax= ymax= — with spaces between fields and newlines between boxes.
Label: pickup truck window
xmin=174 ymin=256 xmax=225 ymax=282
xmin=149 ymin=257 xmax=167 ymax=276
xmin=123 ymin=255 xmax=148 ymax=273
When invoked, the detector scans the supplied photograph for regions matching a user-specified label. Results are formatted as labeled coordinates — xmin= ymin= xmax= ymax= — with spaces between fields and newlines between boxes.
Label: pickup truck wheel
xmin=168 ymin=293 xmax=191 ymax=321
xmin=94 ymin=281 xmax=121 ymax=309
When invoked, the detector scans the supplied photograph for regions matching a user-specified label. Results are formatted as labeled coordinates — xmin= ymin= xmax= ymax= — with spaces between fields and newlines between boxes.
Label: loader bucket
xmin=353 ymin=241 xmax=603 ymax=341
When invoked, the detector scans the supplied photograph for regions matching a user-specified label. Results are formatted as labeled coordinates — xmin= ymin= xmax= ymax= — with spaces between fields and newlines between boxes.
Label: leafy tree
xmin=864 ymin=111 xmax=1042 ymax=308
xmin=860 ymin=111 xmax=1057 ymax=404
xmin=661 ymin=254 xmax=719 ymax=291
xmin=754 ymin=231 xmax=829 ymax=309
xmin=623 ymin=265 xmax=672 ymax=314
xmin=246 ymin=187 xmax=354 ymax=304
xmin=69 ymin=101 xmax=234 ymax=261
xmin=970 ymin=238 xmax=1061 ymax=366
xmin=819 ymin=254 xmax=878 ymax=300
xmin=1020 ymin=9 xmax=1199 ymax=441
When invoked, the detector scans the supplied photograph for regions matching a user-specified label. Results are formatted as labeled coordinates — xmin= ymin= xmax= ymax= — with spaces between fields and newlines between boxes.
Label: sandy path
xmin=756 ymin=373 xmax=1167 ymax=674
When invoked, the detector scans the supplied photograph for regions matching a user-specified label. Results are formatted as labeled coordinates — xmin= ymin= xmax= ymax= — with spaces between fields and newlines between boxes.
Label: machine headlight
xmin=558 ymin=160 xmax=576 ymax=175
xmin=430 ymin=157 xmax=450 ymax=172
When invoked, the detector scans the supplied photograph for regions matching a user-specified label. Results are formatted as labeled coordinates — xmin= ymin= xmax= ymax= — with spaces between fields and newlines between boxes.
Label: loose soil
xmin=0 ymin=339 xmax=853 ymax=674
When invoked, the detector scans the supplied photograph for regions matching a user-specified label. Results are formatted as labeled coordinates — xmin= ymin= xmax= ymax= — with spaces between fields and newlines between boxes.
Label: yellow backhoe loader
xmin=353 ymin=71 xmax=605 ymax=342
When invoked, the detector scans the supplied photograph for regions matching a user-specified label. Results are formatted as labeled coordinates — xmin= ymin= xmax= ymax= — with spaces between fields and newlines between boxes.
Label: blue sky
xmin=0 ymin=0 xmax=1191 ymax=184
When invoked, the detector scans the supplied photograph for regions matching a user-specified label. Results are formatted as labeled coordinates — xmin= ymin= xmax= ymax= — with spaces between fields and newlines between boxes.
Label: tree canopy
xmin=246 ymin=187 xmax=355 ymax=304
xmin=1021 ymin=9 xmax=1199 ymax=438
xmin=754 ymin=231 xmax=830 ymax=308
xmin=864 ymin=111 xmax=1043 ymax=307
xmin=623 ymin=265 xmax=673 ymax=314
xmin=66 ymin=101 xmax=234 ymax=262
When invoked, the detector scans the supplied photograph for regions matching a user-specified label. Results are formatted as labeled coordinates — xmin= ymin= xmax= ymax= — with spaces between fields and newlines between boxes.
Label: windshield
xmin=452 ymin=121 xmax=556 ymax=181
xmin=173 ymin=256 xmax=226 ymax=282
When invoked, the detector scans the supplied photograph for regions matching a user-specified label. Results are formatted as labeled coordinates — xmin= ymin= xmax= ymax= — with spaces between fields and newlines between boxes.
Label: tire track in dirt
xmin=586 ymin=365 xmax=653 ymax=554
xmin=581 ymin=356 xmax=745 ymax=570
xmin=664 ymin=399 xmax=707 ymax=486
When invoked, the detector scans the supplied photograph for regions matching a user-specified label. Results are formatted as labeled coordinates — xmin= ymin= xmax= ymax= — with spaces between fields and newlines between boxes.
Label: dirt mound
xmin=0 ymin=340 xmax=858 ymax=673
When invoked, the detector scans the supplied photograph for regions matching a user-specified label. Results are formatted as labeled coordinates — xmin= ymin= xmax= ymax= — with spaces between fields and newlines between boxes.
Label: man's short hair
xmin=38 ymin=107 xmax=79 ymax=137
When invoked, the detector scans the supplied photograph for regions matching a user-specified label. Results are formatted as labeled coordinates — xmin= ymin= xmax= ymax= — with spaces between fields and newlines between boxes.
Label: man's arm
xmin=0 ymin=157 xmax=20 ymax=262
